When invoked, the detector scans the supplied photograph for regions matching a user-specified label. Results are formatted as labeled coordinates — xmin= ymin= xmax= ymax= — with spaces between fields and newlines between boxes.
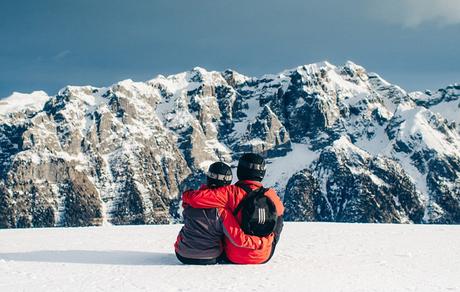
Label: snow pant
xmin=175 ymin=252 xmax=226 ymax=265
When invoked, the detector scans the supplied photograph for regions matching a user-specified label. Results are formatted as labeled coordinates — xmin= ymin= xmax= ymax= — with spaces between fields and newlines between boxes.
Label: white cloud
xmin=369 ymin=0 xmax=460 ymax=27
xmin=53 ymin=50 xmax=71 ymax=61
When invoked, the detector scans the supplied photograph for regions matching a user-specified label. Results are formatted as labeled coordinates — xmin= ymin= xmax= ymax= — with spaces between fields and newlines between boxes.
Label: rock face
xmin=284 ymin=137 xmax=425 ymax=223
xmin=1 ymin=61 xmax=459 ymax=227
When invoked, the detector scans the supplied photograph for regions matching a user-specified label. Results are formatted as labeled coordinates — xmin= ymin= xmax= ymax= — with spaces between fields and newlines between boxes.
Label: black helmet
xmin=237 ymin=153 xmax=266 ymax=182
xmin=207 ymin=162 xmax=233 ymax=188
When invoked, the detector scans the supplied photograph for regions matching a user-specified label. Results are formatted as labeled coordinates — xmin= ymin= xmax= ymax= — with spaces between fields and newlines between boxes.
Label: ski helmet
xmin=237 ymin=153 xmax=266 ymax=182
xmin=207 ymin=162 xmax=233 ymax=188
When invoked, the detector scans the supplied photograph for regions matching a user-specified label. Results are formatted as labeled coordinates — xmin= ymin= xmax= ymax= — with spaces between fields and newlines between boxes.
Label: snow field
xmin=0 ymin=223 xmax=459 ymax=292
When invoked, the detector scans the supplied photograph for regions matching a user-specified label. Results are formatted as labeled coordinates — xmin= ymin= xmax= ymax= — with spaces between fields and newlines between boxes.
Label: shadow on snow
xmin=0 ymin=250 xmax=179 ymax=266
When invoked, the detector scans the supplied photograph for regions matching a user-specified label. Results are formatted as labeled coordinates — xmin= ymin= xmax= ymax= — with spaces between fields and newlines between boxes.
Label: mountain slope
xmin=0 ymin=223 xmax=459 ymax=292
xmin=1 ymin=61 xmax=459 ymax=227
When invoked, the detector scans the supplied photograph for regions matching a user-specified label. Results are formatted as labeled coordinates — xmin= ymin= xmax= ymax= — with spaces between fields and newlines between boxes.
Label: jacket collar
xmin=237 ymin=180 xmax=263 ymax=187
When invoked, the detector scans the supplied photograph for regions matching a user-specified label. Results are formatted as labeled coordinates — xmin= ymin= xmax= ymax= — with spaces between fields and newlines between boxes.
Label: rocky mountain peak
xmin=1 ymin=61 xmax=459 ymax=227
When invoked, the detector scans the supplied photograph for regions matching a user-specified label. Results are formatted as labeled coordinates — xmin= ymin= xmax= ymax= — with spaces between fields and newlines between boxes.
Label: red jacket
xmin=182 ymin=180 xmax=284 ymax=264
xmin=175 ymin=185 xmax=272 ymax=261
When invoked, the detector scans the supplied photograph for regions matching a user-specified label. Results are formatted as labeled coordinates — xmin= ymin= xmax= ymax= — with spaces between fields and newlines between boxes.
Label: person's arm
xmin=181 ymin=185 xmax=208 ymax=208
xmin=220 ymin=209 xmax=273 ymax=250
xmin=263 ymin=215 xmax=284 ymax=263
xmin=266 ymin=188 xmax=284 ymax=243
xmin=182 ymin=186 xmax=230 ymax=209
xmin=266 ymin=188 xmax=285 ymax=216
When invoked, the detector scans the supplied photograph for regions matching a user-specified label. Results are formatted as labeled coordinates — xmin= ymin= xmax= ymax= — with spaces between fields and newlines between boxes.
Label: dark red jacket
xmin=182 ymin=180 xmax=284 ymax=264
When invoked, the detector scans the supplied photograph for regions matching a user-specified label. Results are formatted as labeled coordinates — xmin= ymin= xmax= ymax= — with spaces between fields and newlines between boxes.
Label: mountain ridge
xmin=0 ymin=60 xmax=459 ymax=227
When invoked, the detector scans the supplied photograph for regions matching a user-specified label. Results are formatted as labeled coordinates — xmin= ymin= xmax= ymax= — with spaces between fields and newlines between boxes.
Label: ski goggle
xmin=207 ymin=171 xmax=232 ymax=181
xmin=238 ymin=160 xmax=266 ymax=171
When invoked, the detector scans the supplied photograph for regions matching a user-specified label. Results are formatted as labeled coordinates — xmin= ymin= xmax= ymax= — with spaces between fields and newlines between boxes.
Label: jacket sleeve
xmin=220 ymin=209 xmax=273 ymax=250
xmin=181 ymin=184 xmax=208 ymax=208
xmin=266 ymin=188 xmax=285 ymax=216
xmin=182 ymin=187 xmax=230 ymax=209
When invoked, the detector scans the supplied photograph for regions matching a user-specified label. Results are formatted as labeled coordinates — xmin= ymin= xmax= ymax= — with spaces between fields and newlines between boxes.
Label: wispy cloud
xmin=369 ymin=0 xmax=460 ymax=27
xmin=53 ymin=50 xmax=71 ymax=61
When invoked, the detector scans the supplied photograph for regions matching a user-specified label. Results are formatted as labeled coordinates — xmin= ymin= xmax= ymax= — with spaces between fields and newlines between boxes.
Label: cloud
xmin=53 ymin=50 xmax=71 ymax=61
xmin=369 ymin=0 xmax=460 ymax=27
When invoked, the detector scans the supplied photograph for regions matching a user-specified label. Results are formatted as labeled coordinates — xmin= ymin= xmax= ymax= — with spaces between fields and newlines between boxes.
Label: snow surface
xmin=0 ymin=91 xmax=50 ymax=115
xmin=264 ymin=143 xmax=318 ymax=195
xmin=429 ymin=99 xmax=460 ymax=129
xmin=393 ymin=106 xmax=460 ymax=156
xmin=0 ymin=223 xmax=459 ymax=292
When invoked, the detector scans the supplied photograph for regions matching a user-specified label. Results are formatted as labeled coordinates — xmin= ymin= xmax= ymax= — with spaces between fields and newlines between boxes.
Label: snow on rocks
xmin=0 ymin=91 xmax=50 ymax=116
xmin=0 ymin=61 xmax=459 ymax=227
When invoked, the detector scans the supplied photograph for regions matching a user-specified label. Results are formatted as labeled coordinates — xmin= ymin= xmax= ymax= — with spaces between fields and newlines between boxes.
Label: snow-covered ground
xmin=0 ymin=223 xmax=459 ymax=292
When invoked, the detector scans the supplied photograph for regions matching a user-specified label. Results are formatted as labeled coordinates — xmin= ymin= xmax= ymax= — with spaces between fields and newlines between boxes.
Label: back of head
xmin=237 ymin=153 xmax=266 ymax=182
xmin=206 ymin=162 xmax=233 ymax=188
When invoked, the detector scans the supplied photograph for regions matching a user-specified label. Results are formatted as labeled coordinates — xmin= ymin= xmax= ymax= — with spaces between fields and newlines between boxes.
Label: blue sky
xmin=0 ymin=0 xmax=459 ymax=98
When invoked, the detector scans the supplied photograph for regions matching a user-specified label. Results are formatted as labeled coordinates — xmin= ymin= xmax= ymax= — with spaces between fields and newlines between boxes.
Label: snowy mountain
xmin=1 ymin=61 xmax=459 ymax=227
xmin=0 ymin=223 xmax=459 ymax=292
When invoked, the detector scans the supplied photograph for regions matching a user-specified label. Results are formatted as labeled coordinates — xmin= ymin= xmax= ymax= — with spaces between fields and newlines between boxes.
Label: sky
xmin=0 ymin=0 xmax=459 ymax=98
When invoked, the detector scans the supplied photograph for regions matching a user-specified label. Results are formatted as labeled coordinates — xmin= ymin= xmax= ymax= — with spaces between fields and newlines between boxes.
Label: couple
xmin=174 ymin=153 xmax=284 ymax=265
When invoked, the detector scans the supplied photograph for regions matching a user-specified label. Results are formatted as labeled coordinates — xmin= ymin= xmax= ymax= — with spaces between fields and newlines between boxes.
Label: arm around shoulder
xmin=182 ymin=186 xmax=229 ymax=209
xmin=220 ymin=209 xmax=273 ymax=250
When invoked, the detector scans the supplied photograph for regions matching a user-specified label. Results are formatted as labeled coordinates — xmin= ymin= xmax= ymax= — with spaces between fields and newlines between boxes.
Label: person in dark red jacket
xmin=174 ymin=161 xmax=272 ymax=265
xmin=182 ymin=153 xmax=284 ymax=264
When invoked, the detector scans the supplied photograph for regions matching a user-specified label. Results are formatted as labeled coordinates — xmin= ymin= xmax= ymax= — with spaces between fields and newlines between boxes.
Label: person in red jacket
xmin=174 ymin=161 xmax=272 ymax=265
xmin=182 ymin=153 xmax=284 ymax=264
